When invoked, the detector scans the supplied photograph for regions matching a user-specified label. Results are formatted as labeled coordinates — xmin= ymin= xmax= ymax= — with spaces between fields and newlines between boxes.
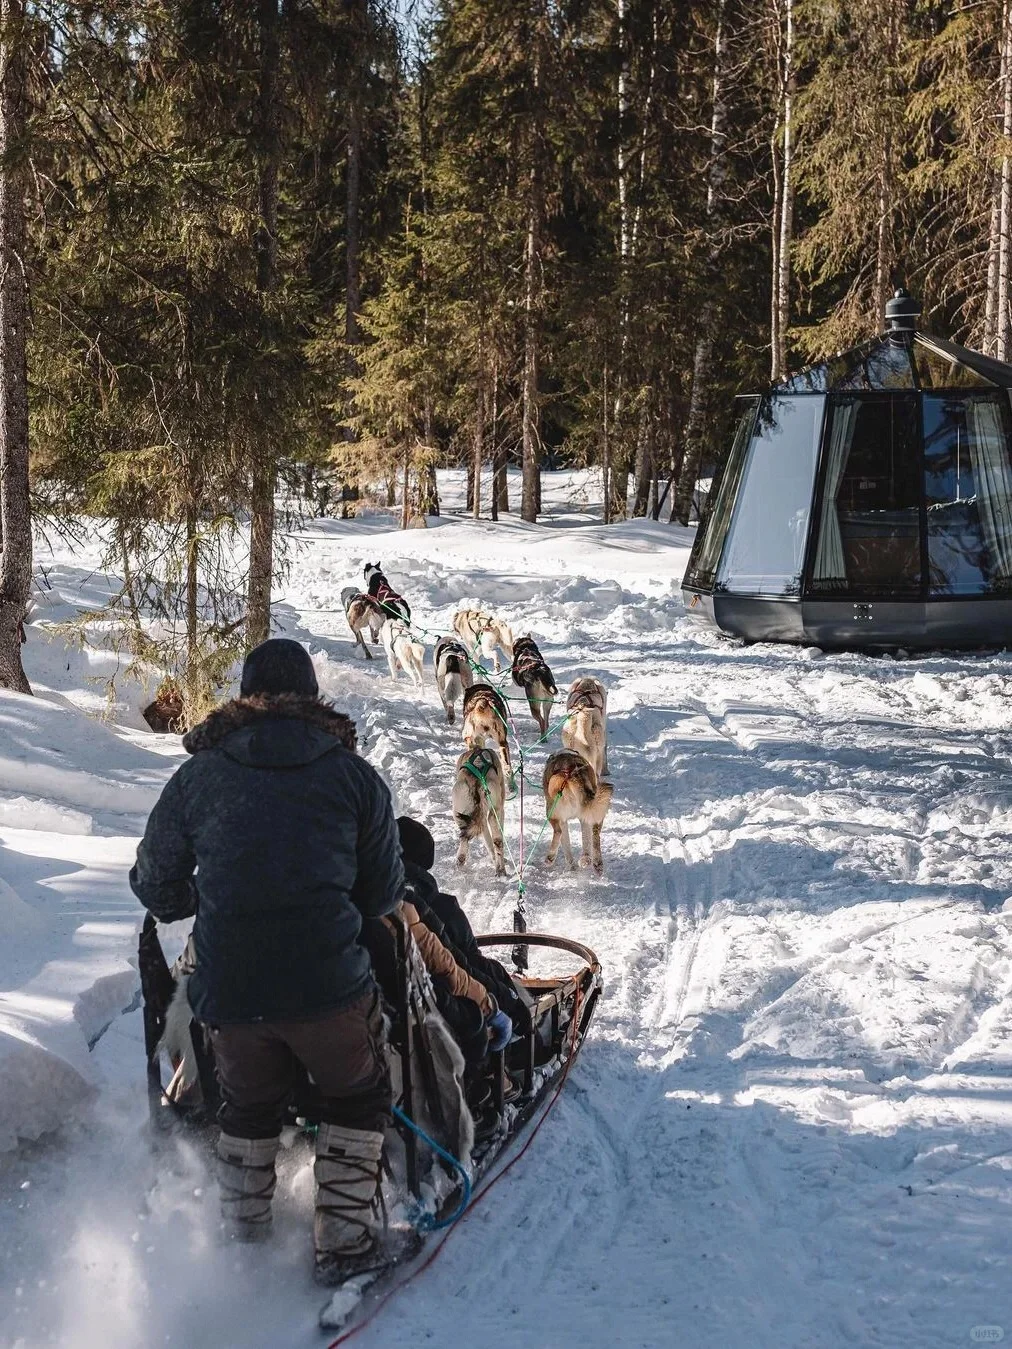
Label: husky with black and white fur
xmin=364 ymin=562 xmax=411 ymax=623
xmin=452 ymin=741 xmax=506 ymax=876
xmin=383 ymin=619 xmax=425 ymax=687
xmin=511 ymin=634 xmax=557 ymax=737
xmin=433 ymin=636 xmax=474 ymax=725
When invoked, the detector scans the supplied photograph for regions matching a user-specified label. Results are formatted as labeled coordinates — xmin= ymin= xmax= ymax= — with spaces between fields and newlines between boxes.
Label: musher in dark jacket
xmin=130 ymin=639 xmax=403 ymax=1285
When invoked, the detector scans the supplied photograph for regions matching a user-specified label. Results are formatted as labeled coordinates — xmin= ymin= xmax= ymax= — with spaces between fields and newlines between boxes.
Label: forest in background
xmin=1 ymin=0 xmax=1011 ymax=709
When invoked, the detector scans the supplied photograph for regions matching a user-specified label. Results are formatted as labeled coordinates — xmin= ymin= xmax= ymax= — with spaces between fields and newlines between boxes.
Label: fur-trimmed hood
xmin=183 ymin=693 xmax=357 ymax=756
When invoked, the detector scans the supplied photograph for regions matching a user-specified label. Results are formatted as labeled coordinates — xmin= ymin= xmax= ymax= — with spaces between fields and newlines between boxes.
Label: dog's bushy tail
xmin=453 ymin=770 xmax=482 ymax=839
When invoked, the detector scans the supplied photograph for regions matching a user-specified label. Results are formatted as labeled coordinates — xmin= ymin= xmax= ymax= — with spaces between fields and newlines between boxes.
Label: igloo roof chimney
xmin=884 ymin=287 xmax=920 ymax=334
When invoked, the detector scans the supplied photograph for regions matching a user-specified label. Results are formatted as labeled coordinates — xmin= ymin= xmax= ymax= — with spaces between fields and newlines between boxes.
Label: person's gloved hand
xmin=486 ymin=1009 xmax=513 ymax=1053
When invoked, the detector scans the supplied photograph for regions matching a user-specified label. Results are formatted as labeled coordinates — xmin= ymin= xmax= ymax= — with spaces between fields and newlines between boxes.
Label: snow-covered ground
xmin=2 ymin=468 xmax=1012 ymax=1348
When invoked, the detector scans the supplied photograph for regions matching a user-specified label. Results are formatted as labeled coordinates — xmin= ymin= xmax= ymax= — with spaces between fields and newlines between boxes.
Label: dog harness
xmin=463 ymin=746 xmax=499 ymax=788
xmin=375 ymin=581 xmax=410 ymax=621
xmin=435 ymin=637 xmax=469 ymax=662
xmin=513 ymin=650 xmax=555 ymax=689
xmin=567 ymin=687 xmax=605 ymax=713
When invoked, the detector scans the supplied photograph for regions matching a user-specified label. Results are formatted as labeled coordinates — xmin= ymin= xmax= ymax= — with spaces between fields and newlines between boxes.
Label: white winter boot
xmin=313 ymin=1123 xmax=386 ymax=1286
xmin=216 ymin=1132 xmax=280 ymax=1243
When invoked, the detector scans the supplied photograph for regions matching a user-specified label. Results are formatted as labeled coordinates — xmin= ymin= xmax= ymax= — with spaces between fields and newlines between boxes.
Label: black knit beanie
xmin=398 ymin=816 xmax=435 ymax=871
xmin=240 ymin=638 xmax=319 ymax=698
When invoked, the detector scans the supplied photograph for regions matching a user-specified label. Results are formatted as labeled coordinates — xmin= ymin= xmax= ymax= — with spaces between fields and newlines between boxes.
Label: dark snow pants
xmin=210 ymin=988 xmax=391 ymax=1139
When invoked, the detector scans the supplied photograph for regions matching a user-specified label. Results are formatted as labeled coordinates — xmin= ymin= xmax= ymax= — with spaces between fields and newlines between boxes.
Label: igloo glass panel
xmin=810 ymin=395 xmax=922 ymax=594
xmin=685 ymin=397 xmax=759 ymax=588
xmin=923 ymin=394 xmax=1012 ymax=594
xmin=914 ymin=341 xmax=995 ymax=390
xmin=715 ymin=395 xmax=825 ymax=596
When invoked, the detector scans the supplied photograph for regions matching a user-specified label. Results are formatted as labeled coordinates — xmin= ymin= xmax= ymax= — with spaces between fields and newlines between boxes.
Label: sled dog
xmin=157 ymin=974 xmax=199 ymax=1103
xmin=452 ymin=608 xmax=514 ymax=674
xmin=364 ymin=562 xmax=411 ymax=623
xmin=542 ymin=750 xmax=613 ymax=875
xmin=452 ymin=742 xmax=507 ymax=876
xmin=342 ymin=586 xmax=385 ymax=660
xmin=511 ymin=635 xmax=557 ymax=737
xmin=383 ymin=619 xmax=425 ymax=687
xmin=462 ymin=682 xmax=513 ymax=780
xmin=564 ymin=676 xmax=609 ymax=778
xmin=434 ymin=636 xmax=474 ymax=725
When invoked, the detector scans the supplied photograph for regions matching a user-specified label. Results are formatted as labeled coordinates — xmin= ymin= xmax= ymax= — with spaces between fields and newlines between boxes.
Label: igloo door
xmin=809 ymin=394 xmax=922 ymax=595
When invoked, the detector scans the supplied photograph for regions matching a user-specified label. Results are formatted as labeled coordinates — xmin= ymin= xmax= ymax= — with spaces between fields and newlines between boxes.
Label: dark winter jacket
xmin=403 ymin=861 xmax=532 ymax=1034
xmin=130 ymin=694 xmax=404 ymax=1025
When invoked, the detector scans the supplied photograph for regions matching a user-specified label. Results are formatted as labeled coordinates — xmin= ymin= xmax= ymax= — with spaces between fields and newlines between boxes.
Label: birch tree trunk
xmin=473 ymin=354 xmax=485 ymax=519
xmin=772 ymin=0 xmax=794 ymax=381
xmin=871 ymin=0 xmax=899 ymax=335
xmin=985 ymin=167 xmax=1001 ymax=356
xmin=245 ymin=0 xmax=282 ymax=650
xmin=872 ymin=130 xmax=894 ymax=333
xmin=770 ymin=105 xmax=782 ymax=379
xmin=670 ymin=0 xmax=729 ymax=528
xmin=0 ymin=0 xmax=32 ymax=694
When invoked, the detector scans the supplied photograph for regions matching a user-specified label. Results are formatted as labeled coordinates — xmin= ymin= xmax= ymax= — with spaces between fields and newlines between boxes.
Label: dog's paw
xmin=578 ymin=855 xmax=591 ymax=869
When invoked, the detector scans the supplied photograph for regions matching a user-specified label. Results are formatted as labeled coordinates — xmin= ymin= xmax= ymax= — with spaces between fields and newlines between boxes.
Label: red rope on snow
xmin=325 ymin=989 xmax=585 ymax=1348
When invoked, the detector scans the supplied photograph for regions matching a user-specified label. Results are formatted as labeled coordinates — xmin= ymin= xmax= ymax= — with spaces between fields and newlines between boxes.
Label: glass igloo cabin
xmin=682 ymin=291 xmax=1012 ymax=648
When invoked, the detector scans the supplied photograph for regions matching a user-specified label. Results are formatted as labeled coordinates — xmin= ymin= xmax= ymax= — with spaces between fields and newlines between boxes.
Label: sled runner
xmin=139 ymin=914 xmax=601 ymax=1322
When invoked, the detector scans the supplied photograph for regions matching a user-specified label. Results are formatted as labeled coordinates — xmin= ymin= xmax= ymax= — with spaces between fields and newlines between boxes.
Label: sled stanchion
xmin=395 ymin=920 xmax=421 ymax=1201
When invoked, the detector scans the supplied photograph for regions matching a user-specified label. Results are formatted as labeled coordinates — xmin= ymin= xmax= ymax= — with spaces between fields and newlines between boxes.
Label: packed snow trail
xmin=2 ymin=476 xmax=1012 ymax=1348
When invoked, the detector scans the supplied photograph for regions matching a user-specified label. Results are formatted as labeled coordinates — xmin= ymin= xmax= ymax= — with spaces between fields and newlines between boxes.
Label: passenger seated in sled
xmin=396 ymin=816 xmax=532 ymax=1038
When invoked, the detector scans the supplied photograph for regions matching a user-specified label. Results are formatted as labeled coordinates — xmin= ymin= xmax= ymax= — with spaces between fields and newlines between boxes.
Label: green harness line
xmin=358 ymin=596 xmax=577 ymax=967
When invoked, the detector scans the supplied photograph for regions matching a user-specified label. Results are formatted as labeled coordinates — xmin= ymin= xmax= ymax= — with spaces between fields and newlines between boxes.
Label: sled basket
xmin=138 ymin=914 xmax=602 ymax=1202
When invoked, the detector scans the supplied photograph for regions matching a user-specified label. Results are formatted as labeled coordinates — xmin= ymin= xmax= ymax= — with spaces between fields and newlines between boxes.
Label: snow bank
xmin=0 ymin=690 xmax=161 ymax=1153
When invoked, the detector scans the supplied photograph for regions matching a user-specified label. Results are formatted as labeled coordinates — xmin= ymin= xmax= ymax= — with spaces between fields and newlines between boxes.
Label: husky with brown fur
xmin=565 ymin=676 xmax=609 ymax=777
xmin=434 ymin=636 xmax=474 ymax=725
xmin=341 ymin=586 xmax=385 ymax=660
xmin=452 ymin=608 xmax=515 ymax=674
xmin=511 ymin=635 xmax=557 ymax=737
xmin=542 ymin=749 xmax=613 ymax=874
xmin=452 ymin=742 xmax=506 ymax=875
xmin=383 ymin=619 xmax=425 ymax=687
xmin=462 ymin=682 xmax=512 ymax=780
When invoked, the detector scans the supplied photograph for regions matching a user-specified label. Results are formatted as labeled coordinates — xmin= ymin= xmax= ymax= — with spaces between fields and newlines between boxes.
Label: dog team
xmin=342 ymin=563 xmax=614 ymax=875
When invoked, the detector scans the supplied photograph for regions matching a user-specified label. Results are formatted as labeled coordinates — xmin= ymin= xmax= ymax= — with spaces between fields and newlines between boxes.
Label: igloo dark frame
xmin=682 ymin=295 xmax=1012 ymax=649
